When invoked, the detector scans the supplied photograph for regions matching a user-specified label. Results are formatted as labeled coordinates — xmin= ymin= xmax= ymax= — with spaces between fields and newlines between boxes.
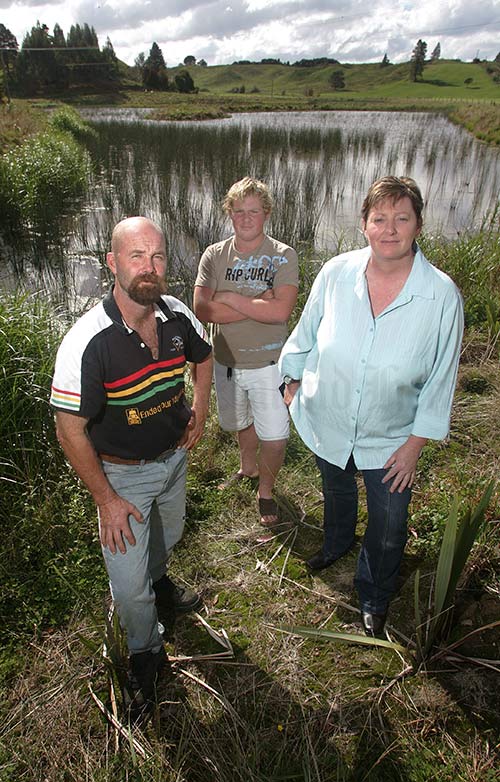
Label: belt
xmin=99 ymin=446 xmax=177 ymax=465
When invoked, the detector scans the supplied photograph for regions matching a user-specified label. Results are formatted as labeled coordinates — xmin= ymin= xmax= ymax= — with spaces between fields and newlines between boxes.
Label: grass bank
xmin=0 ymin=224 xmax=498 ymax=781
xmin=0 ymin=106 xmax=93 ymax=234
xmin=4 ymin=55 xmax=499 ymax=145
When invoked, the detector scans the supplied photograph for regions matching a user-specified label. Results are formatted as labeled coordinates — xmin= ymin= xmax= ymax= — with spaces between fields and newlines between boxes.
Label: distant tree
xmin=65 ymin=22 xmax=101 ymax=85
xmin=430 ymin=43 xmax=441 ymax=62
xmin=142 ymin=42 xmax=168 ymax=89
xmin=143 ymin=64 xmax=169 ymax=90
xmin=66 ymin=23 xmax=97 ymax=48
xmin=146 ymin=42 xmax=166 ymax=70
xmin=52 ymin=23 xmax=66 ymax=48
xmin=197 ymin=58 xmax=207 ymax=67
xmin=329 ymin=69 xmax=345 ymax=90
xmin=135 ymin=52 xmax=145 ymax=69
xmin=183 ymin=55 xmax=196 ymax=66
xmin=174 ymin=68 xmax=195 ymax=93
xmin=380 ymin=53 xmax=390 ymax=68
xmin=293 ymin=57 xmax=339 ymax=68
xmin=260 ymin=58 xmax=281 ymax=64
xmin=15 ymin=21 xmax=60 ymax=92
xmin=410 ymin=39 xmax=427 ymax=81
xmin=101 ymin=36 xmax=118 ymax=80
xmin=103 ymin=37 xmax=117 ymax=61
xmin=50 ymin=23 xmax=70 ymax=88
xmin=0 ymin=24 xmax=18 ymax=76
xmin=83 ymin=23 xmax=98 ymax=48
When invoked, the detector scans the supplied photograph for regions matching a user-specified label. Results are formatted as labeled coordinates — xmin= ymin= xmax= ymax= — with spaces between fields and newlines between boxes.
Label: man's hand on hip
xmin=98 ymin=496 xmax=143 ymax=555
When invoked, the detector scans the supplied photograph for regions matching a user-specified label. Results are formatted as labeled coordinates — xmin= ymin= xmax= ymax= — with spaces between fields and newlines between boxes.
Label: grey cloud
xmin=413 ymin=0 xmax=500 ymax=39
xmin=176 ymin=0 xmax=367 ymax=40
xmin=0 ymin=0 xmax=57 ymax=7
xmin=72 ymin=0 xmax=209 ymax=33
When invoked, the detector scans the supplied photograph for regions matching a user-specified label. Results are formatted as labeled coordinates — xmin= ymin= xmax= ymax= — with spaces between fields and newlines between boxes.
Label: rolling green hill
xmin=168 ymin=59 xmax=500 ymax=101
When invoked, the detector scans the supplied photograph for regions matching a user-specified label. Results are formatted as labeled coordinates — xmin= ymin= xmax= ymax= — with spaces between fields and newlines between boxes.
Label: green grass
xmin=165 ymin=59 xmax=500 ymax=101
xmin=0 ymin=106 xmax=92 ymax=234
xmin=0 ymin=224 xmax=498 ymax=780
xmin=9 ymin=57 xmax=498 ymax=145
xmin=0 ymin=293 xmax=107 ymax=671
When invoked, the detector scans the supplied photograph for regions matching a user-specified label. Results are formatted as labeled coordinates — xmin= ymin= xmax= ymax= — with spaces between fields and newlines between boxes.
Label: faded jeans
xmin=316 ymin=454 xmax=411 ymax=614
xmin=100 ymin=448 xmax=187 ymax=654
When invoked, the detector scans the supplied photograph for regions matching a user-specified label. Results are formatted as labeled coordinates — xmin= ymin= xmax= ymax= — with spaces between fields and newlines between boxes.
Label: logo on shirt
xmin=126 ymin=408 xmax=142 ymax=425
xmin=172 ymin=336 xmax=184 ymax=351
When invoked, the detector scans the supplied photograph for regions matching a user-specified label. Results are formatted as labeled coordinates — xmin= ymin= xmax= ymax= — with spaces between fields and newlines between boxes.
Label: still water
xmin=79 ymin=108 xmax=500 ymax=250
xmin=3 ymin=109 xmax=500 ymax=304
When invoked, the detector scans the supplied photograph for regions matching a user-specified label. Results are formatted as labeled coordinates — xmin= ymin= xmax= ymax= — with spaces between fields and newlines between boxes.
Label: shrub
xmin=48 ymin=106 xmax=97 ymax=141
xmin=0 ymin=127 xmax=91 ymax=232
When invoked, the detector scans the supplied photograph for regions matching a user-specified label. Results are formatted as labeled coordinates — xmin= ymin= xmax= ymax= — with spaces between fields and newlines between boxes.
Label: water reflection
xmin=2 ymin=109 xmax=499 ymax=304
xmin=79 ymin=109 xmax=499 ymax=256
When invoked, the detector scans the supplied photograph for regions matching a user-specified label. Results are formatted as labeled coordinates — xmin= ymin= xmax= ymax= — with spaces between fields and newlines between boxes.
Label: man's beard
xmin=127 ymin=273 xmax=167 ymax=305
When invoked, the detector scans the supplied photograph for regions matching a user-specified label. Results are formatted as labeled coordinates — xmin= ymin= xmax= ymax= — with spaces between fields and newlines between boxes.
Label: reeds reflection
xmin=79 ymin=110 xmax=499 ymax=264
xmin=2 ymin=109 xmax=499 ymax=306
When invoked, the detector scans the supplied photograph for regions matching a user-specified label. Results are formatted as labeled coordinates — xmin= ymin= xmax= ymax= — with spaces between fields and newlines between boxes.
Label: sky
xmin=1 ymin=0 xmax=499 ymax=67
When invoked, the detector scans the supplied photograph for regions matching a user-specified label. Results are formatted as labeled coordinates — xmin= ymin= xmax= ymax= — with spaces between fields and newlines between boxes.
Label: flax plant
xmin=414 ymin=480 xmax=496 ymax=664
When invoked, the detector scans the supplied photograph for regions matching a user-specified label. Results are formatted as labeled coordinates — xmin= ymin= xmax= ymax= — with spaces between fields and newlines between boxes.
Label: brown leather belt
xmin=99 ymin=446 xmax=177 ymax=465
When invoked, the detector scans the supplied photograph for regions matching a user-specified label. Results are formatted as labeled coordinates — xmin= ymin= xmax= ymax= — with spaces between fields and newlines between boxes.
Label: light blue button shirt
xmin=278 ymin=246 xmax=464 ymax=470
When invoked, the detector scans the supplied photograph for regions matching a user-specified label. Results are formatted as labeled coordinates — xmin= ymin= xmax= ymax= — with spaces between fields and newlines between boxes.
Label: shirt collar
xmin=351 ymin=245 xmax=435 ymax=304
xmin=102 ymin=288 xmax=175 ymax=333
xmin=403 ymin=245 xmax=436 ymax=301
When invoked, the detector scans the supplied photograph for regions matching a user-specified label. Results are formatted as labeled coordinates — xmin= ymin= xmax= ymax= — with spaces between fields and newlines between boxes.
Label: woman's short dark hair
xmin=361 ymin=176 xmax=424 ymax=227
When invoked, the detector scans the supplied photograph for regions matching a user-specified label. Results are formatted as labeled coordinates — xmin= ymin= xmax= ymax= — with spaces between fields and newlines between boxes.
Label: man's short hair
xmin=361 ymin=176 xmax=424 ymax=228
xmin=111 ymin=216 xmax=164 ymax=255
xmin=222 ymin=177 xmax=273 ymax=215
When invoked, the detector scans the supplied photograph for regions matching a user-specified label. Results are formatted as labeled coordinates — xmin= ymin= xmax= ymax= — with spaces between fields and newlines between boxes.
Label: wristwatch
xmin=283 ymin=375 xmax=299 ymax=385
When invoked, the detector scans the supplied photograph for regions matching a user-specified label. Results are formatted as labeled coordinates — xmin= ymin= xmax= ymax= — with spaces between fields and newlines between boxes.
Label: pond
xmin=2 ymin=109 xmax=500 ymax=305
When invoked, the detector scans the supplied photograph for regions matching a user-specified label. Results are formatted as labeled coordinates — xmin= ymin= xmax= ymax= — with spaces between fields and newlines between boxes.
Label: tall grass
xmin=0 ymin=293 xmax=105 ymax=661
xmin=0 ymin=107 xmax=92 ymax=239
xmin=420 ymin=209 xmax=500 ymax=343
xmin=0 ymin=129 xmax=90 ymax=230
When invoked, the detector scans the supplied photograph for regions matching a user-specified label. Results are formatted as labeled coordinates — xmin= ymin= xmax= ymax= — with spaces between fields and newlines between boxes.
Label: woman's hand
xmin=283 ymin=379 xmax=300 ymax=407
xmin=382 ymin=435 xmax=428 ymax=493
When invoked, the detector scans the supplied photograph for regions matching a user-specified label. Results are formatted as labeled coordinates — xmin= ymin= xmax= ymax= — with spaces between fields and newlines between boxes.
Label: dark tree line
xmin=1 ymin=21 xmax=118 ymax=95
xmin=134 ymin=42 xmax=196 ymax=93
xmin=0 ymin=22 xmax=198 ymax=97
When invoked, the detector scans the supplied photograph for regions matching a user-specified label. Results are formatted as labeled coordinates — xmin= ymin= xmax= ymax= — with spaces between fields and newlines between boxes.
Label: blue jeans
xmin=316 ymin=454 xmax=411 ymax=614
xmin=100 ymin=448 xmax=187 ymax=654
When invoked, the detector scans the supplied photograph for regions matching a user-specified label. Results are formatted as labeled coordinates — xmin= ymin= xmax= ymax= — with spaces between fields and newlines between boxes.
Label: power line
xmin=0 ymin=46 xmax=100 ymax=51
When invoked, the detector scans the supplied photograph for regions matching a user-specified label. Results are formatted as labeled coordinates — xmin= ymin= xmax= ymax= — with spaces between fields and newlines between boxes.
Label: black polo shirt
xmin=51 ymin=290 xmax=212 ymax=459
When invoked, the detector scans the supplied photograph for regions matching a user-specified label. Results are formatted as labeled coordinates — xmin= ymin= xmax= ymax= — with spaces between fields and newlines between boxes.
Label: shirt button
xmin=361 ymin=359 xmax=366 ymax=364
xmin=356 ymin=389 xmax=360 ymax=394
xmin=140 ymin=342 xmax=145 ymax=348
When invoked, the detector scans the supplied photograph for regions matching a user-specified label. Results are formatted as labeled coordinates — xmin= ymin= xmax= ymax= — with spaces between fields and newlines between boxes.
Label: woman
xmin=279 ymin=176 xmax=464 ymax=637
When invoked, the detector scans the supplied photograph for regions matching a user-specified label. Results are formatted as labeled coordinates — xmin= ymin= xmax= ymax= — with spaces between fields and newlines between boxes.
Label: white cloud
xmin=1 ymin=0 xmax=498 ymax=65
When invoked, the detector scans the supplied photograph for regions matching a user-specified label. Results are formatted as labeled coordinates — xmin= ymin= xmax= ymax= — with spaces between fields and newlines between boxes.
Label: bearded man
xmin=51 ymin=216 xmax=213 ymax=721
